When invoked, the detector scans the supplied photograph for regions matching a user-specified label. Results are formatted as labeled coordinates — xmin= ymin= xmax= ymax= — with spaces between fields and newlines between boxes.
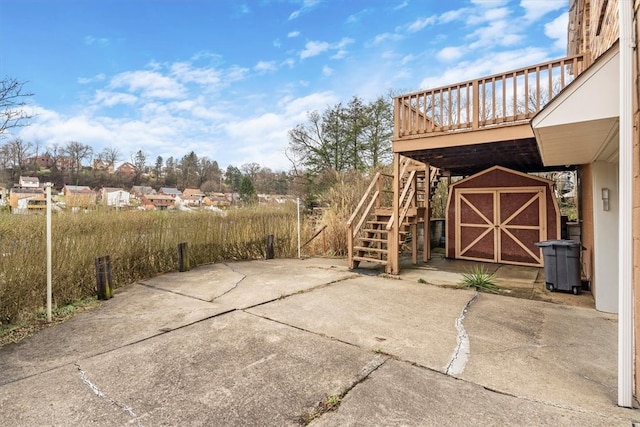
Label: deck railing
xmin=394 ymin=54 xmax=588 ymax=138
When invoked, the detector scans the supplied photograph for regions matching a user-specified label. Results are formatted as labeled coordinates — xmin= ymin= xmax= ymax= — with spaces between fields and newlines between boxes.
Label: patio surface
xmin=0 ymin=256 xmax=636 ymax=426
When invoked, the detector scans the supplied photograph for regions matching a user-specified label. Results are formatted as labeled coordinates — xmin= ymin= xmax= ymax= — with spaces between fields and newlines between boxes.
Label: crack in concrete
xmin=137 ymin=282 xmax=211 ymax=302
xmin=75 ymin=363 xmax=144 ymax=427
xmin=209 ymin=263 xmax=247 ymax=301
xmin=138 ymin=263 xmax=247 ymax=302
xmin=244 ymin=311 xmax=362 ymax=349
xmin=1 ymin=277 xmax=356 ymax=387
xmin=297 ymin=356 xmax=389 ymax=425
xmin=445 ymin=290 xmax=479 ymax=376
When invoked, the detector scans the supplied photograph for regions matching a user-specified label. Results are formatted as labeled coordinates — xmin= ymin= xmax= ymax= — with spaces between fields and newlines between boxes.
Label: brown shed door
xmin=455 ymin=188 xmax=545 ymax=266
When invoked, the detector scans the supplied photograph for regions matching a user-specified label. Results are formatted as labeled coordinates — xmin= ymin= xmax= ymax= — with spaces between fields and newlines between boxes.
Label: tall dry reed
xmin=304 ymin=170 xmax=373 ymax=257
xmin=0 ymin=205 xmax=297 ymax=323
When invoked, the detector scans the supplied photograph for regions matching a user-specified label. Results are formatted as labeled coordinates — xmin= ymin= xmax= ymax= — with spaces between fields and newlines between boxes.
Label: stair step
xmin=375 ymin=207 xmax=392 ymax=213
xmin=362 ymin=228 xmax=389 ymax=234
xmin=359 ymin=237 xmax=386 ymax=243
xmin=354 ymin=246 xmax=387 ymax=253
xmin=367 ymin=220 xmax=389 ymax=226
xmin=352 ymin=256 xmax=387 ymax=265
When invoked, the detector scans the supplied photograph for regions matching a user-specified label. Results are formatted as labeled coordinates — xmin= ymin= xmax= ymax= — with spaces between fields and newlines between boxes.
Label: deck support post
xmin=387 ymin=154 xmax=401 ymax=274
xmin=424 ymin=163 xmax=431 ymax=262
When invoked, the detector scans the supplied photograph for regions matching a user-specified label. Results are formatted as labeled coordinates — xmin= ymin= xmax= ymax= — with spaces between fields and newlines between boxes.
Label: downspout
xmin=618 ymin=0 xmax=634 ymax=408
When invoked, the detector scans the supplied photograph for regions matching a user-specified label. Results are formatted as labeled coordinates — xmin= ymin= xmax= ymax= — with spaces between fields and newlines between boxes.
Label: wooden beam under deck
xmin=393 ymin=122 xmax=534 ymax=153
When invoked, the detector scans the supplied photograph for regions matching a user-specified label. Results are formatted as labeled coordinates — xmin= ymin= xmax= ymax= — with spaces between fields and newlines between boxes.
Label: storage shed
xmin=446 ymin=166 xmax=560 ymax=267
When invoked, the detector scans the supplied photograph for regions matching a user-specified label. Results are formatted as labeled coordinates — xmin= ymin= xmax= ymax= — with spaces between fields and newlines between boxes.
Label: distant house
xmin=179 ymin=188 xmax=205 ymax=207
xmin=9 ymin=187 xmax=45 ymax=214
xmin=63 ymin=185 xmax=96 ymax=208
xmin=116 ymin=162 xmax=136 ymax=176
xmin=19 ymin=176 xmax=40 ymax=189
xmin=141 ymin=194 xmax=174 ymax=210
xmin=131 ymin=185 xmax=156 ymax=197
xmin=101 ymin=187 xmax=131 ymax=208
xmin=182 ymin=188 xmax=205 ymax=198
xmin=159 ymin=187 xmax=182 ymax=198
xmin=9 ymin=176 xmax=45 ymax=213
xmin=93 ymin=159 xmax=114 ymax=173
xmin=55 ymin=156 xmax=76 ymax=171
xmin=204 ymin=192 xmax=231 ymax=207
xmin=258 ymin=194 xmax=291 ymax=205
xmin=24 ymin=155 xmax=54 ymax=169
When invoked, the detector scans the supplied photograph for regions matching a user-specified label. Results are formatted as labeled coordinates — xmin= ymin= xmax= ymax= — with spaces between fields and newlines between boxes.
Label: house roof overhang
xmin=531 ymin=43 xmax=620 ymax=166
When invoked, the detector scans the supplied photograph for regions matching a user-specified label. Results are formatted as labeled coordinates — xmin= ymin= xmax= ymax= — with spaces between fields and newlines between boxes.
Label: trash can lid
xmin=535 ymin=239 xmax=580 ymax=247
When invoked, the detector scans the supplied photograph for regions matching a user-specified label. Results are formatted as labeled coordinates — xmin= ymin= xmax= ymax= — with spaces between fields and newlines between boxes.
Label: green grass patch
xmin=0 ymin=296 xmax=99 ymax=348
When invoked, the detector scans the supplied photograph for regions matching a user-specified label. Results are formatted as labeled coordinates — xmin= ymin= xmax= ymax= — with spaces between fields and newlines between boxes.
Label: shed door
xmin=455 ymin=187 xmax=546 ymax=266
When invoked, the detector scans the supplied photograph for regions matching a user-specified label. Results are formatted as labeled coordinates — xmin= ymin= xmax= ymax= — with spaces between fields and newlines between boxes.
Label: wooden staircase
xmin=348 ymin=156 xmax=438 ymax=274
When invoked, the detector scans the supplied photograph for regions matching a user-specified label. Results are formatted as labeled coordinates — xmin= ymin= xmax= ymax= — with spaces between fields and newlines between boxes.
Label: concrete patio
xmin=0 ymin=257 xmax=636 ymax=426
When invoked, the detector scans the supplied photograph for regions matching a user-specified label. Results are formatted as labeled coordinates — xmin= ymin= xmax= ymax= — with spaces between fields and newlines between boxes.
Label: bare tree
xmin=100 ymin=146 xmax=121 ymax=168
xmin=63 ymin=141 xmax=93 ymax=175
xmin=0 ymin=138 xmax=33 ymax=180
xmin=240 ymin=162 xmax=261 ymax=181
xmin=1 ymin=78 xmax=34 ymax=137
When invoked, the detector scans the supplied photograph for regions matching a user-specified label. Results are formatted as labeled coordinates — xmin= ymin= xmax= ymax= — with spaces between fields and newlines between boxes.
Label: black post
xmin=266 ymin=234 xmax=275 ymax=260
xmin=178 ymin=242 xmax=190 ymax=272
xmin=95 ymin=256 xmax=113 ymax=300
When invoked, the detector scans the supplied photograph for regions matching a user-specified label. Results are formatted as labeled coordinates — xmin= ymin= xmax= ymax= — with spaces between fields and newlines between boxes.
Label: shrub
xmin=458 ymin=265 xmax=500 ymax=293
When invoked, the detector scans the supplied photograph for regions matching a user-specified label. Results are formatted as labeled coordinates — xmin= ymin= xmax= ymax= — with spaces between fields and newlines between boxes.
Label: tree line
xmin=1 ymin=77 xmax=395 ymax=200
xmin=0 ymin=139 xmax=294 ymax=196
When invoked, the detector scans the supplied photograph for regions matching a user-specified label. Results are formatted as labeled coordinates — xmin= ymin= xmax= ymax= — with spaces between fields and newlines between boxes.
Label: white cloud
xmin=300 ymin=38 xmax=352 ymax=60
xmin=84 ymin=35 xmax=110 ymax=46
xmin=288 ymin=31 xmax=300 ymax=38
xmin=281 ymin=58 xmax=296 ymax=68
xmin=335 ymin=37 xmax=354 ymax=49
xmin=322 ymin=66 xmax=333 ymax=76
xmin=419 ymin=47 xmax=550 ymax=89
xmin=405 ymin=16 xmax=437 ymax=33
xmin=437 ymin=46 xmax=465 ymax=62
xmin=171 ymin=62 xmax=222 ymax=86
xmin=109 ymin=70 xmax=186 ymax=99
xmin=289 ymin=10 xmax=301 ymax=20
xmin=281 ymin=91 xmax=338 ymax=116
xmin=467 ymin=7 xmax=510 ymax=25
xmin=254 ymin=61 xmax=278 ymax=73
xmin=93 ymin=90 xmax=138 ymax=107
xmin=288 ymin=0 xmax=322 ymax=21
xmin=401 ymin=53 xmax=416 ymax=65
xmin=369 ymin=32 xmax=403 ymax=46
xmin=470 ymin=0 xmax=509 ymax=6
xmin=520 ymin=0 xmax=567 ymax=22
xmin=19 ymin=107 xmax=115 ymax=149
xmin=440 ymin=8 xmax=469 ymax=23
xmin=225 ymin=65 xmax=250 ymax=82
xmin=394 ymin=1 xmax=408 ymax=10
xmin=332 ymin=38 xmax=353 ymax=59
xmin=467 ymin=19 xmax=523 ymax=49
xmin=78 ymin=73 xmax=106 ymax=84
xmin=545 ymin=12 xmax=568 ymax=51
xmin=300 ymin=41 xmax=330 ymax=59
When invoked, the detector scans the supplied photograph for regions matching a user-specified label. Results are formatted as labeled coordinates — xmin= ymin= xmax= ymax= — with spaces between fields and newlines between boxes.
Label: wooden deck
xmin=393 ymin=54 xmax=589 ymax=165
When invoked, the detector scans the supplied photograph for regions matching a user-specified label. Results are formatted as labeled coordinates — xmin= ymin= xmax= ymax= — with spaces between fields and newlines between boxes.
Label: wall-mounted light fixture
xmin=602 ymin=188 xmax=610 ymax=211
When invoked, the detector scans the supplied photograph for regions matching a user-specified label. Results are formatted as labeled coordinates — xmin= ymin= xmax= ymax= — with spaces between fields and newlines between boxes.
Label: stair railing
xmin=386 ymin=169 xmax=416 ymax=232
xmin=347 ymin=172 xmax=392 ymax=268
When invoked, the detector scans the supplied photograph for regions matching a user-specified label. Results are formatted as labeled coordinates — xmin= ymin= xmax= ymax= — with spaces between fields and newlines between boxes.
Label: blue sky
xmin=0 ymin=0 xmax=568 ymax=171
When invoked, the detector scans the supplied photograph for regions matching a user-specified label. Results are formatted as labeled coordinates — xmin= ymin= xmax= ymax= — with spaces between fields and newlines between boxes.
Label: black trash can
xmin=535 ymin=240 xmax=582 ymax=295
